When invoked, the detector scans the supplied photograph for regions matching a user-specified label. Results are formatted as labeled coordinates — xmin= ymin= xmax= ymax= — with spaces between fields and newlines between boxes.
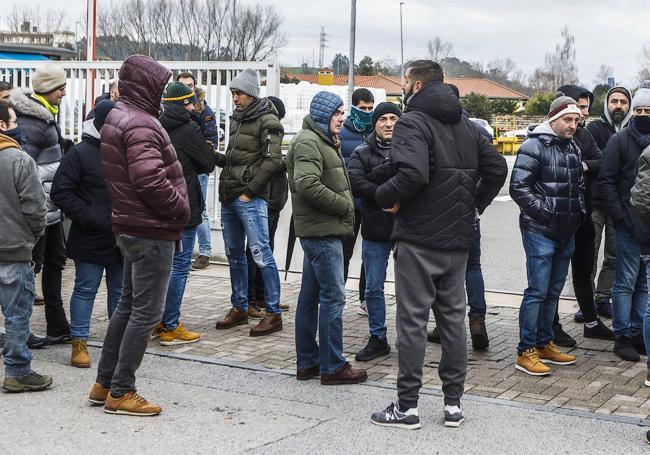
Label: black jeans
xmin=342 ymin=208 xmax=366 ymax=302
xmin=247 ymin=208 xmax=281 ymax=301
xmin=32 ymin=221 xmax=69 ymax=336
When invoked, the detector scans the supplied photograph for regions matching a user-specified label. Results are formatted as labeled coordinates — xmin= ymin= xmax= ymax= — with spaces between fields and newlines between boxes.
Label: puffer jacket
xmin=376 ymin=82 xmax=507 ymax=250
xmin=11 ymin=88 xmax=64 ymax=226
xmin=510 ymin=122 xmax=585 ymax=243
xmin=268 ymin=156 xmax=289 ymax=212
xmin=340 ymin=116 xmax=373 ymax=168
xmin=287 ymin=115 xmax=355 ymax=239
xmin=217 ymin=97 xmax=283 ymax=204
xmin=192 ymin=87 xmax=220 ymax=146
xmin=100 ymin=55 xmax=189 ymax=241
xmin=160 ymin=102 xmax=216 ymax=227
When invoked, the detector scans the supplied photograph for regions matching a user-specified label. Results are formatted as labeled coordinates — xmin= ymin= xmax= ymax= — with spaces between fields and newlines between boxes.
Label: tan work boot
xmin=536 ymin=341 xmax=576 ymax=365
xmin=160 ymin=323 xmax=201 ymax=346
xmin=250 ymin=313 xmax=283 ymax=337
xmin=104 ymin=391 xmax=162 ymax=416
xmin=516 ymin=348 xmax=552 ymax=376
xmin=216 ymin=307 xmax=248 ymax=330
xmin=71 ymin=338 xmax=91 ymax=368
xmin=88 ymin=382 xmax=110 ymax=405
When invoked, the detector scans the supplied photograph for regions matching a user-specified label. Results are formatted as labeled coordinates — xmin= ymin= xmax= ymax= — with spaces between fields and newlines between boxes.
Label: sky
xmin=16 ymin=0 xmax=650 ymax=88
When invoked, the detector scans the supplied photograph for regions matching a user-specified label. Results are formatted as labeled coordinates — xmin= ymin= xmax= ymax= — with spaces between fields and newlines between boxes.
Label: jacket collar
xmin=10 ymin=88 xmax=55 ymax=123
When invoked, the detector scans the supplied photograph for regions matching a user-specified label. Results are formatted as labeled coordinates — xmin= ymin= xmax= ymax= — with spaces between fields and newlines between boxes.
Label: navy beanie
xmin=93 ymin=100 xmax=116 ymax=131
xmin=371 ymin=102 xmax=402 ymax=129
xmin=309 ymin=91 xmax=344 ymax=136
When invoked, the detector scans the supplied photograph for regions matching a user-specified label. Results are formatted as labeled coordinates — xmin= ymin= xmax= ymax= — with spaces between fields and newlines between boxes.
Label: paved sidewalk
xmin=24 ymin=263 xmax=650 ymax=420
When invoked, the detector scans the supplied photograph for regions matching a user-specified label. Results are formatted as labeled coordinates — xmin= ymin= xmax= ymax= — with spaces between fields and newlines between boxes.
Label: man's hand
xmin=383 ymin=202 xmax=400 ymax=213
xmin=239 ymin=194 xmax=253 ymax=203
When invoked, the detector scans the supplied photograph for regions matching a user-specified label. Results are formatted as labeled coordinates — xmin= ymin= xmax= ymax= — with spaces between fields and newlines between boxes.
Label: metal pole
xmin=347 ymin=0 xmax=356 ymax=108
xmin=400 ymin=2 xmax=405 ymax=84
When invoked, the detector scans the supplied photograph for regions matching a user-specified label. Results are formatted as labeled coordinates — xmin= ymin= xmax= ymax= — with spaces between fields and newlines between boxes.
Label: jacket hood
xmin=10 ymin=88 xmax=54 ymax=123
xmin=604 ymin=85 xmax=633 ymax=129
xmin=0 ymin=132 xmax=21 ymax=151
xmin=118 ymin=55 xmax=172 ymax=116
xmin=404 ymin=82 xmax=462 ymax=124
xmin=309 ymin=91 xmax=344 ymax=137
xmin=81 ymin=119 xmax=100 ymax=140
xmin=529 ymin=121 xmax=577 ymax=147
xmin=232 ymin=96 xmax=275 ymax=123
xmin=557 ymin=84 xmax=594 ymax=106
xmin=160 ymin=102 xmax=191 ymax=131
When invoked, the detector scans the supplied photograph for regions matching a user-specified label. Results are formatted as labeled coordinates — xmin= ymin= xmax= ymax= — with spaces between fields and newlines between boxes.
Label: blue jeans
xmin=162 ymin=226 xmax=198 ymax=329
xmin=518 ymin=230 xmax=575 ymax=353
xmin=195 ymin=174 xmax=212 ymax=257
xmin=295 ymin=237 xmax=346 ymax=375
xmin=641 ymin=256 xmax=650 ymax=369
xmin=70 ymin=261 xmax=124 ymax=339
xmin=221 ymin=197 xmax=281 ymax=314
xmin=0 ymin=262 xmax=35 ymax=378
xmin=612 ymin=227 xmax=647 ymax=338
xmin=466 ymin=221 xmax=486 ymax=317
xmin=362 ymin=239 xmax=391 ymax=339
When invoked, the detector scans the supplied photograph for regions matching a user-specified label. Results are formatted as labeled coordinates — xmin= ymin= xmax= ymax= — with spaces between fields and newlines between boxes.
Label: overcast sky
xmin=20 ymin=0 xmax=650 ymax=88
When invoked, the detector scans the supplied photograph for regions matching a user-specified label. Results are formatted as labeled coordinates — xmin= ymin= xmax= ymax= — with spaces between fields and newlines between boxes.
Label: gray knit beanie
xmin=229 ymin=69 xmax=260 ymax=98
xmin=32 ymin=65 xmax=67 ymax=94
xmin=632 ymin=81 xmax=650 ymax=111
xmin=547 ymin=95 xmax=581 ymax=122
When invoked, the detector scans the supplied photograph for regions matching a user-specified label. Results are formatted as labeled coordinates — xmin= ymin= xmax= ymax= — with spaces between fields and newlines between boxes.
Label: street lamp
xmin=400 ymin=2 xmax=405 ymax=84
xmin=348 ymin=0 xmax=356 ymax=108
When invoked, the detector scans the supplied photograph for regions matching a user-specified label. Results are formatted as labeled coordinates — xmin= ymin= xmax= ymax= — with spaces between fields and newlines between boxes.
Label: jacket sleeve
xmin=245 ymin=115 xmax=284 ymax=198
xmin=375 ymin=114 xmax=430 ymax=208
xmin=475 ymin=133 xmax=508 ymax=214
xmin=16 ymin=155 xmax=47 ymax=238
xmin=200 ymin=104 xmax=220 ymax=146
xmin=18 ymin=116 xmax=47 ymax=160
xmin=293 ymin=139 xmax=353 ymax=217
xmin=50 ymin=149 xmax=93 ymax=229
xmin=124 ymin=124 xmax=188 ymax=219
xmin=631 ymin=147 xmax=650 ymax=219
xmin=348 ymin=147 xmax=378 ymax=200
xmin=184 ymin=123 xmax=217 ymax=175
xmin=580 ymin=128 xmax=602 ymax=177
xmin=509 ymin=141 xmax=551 ymax=223
xmin=598 ymin=134 xmax=624 ymax=224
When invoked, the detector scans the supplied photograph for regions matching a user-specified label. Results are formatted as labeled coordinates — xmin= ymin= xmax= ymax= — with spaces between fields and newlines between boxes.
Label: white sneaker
xmin=357 ymin=301 xmax=368 ymax=317
xmin=444 ymin=404 xmax=464 ymax=428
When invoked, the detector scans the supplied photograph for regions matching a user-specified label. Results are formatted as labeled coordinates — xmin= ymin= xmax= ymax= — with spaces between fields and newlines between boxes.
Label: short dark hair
xmin=405 ymin=60 xmax=444 ymax=85
xmin=0 ymin=81 xmax=12 ymax=92
xmin=176 ymin=72 xmax=196 ymax=84
xmin=109 ymin=81 xmax=118 ymax=91
xmin=352 ymin=88 xmax=374 ymax=106
xmin=0 ymin=100 xmax=14 ymax=123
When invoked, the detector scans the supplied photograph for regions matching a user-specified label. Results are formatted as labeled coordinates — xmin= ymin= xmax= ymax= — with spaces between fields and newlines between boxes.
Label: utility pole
xmin=318 ymin=27 xmax=328 ymax=69
xmin=400 ymin=2 xmax=405 ymax=84
xmin=348 ymin=0 xmax=356 ymax=108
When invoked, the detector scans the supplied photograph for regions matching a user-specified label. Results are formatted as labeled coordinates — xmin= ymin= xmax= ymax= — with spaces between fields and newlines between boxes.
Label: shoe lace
xmin=128 ymin=392 xmax=148 ymax=405
xmin=525 ymin=348 xmax=541 ymax=363
xmin=546 ymin=342 xmax=561 ymax=353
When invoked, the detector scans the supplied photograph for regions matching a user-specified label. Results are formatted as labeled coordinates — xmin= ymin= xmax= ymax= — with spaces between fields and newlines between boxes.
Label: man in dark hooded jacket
xmin=370 ymin=60 xmax=506 ymax=430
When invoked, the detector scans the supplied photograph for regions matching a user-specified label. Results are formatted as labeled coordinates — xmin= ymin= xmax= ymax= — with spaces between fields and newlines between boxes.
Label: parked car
xmin=502 ymin=129 xmax=529 ymax=139
xmin=469 ymin=118 xmax=494 ymax=139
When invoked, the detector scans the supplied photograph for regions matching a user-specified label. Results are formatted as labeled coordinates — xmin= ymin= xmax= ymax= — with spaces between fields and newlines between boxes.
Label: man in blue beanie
xmin=287 ymin=91 xmax=367 ymax=386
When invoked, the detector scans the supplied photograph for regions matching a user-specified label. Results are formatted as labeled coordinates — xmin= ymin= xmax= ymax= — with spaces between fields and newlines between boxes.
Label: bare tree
xmin=594 ymin=64 xmax=614 ymax=85
xmin=427 ymin=36 xmax=453 ymax=62
xmin=544 ymin=26 xmax=579 ymax=89
xmin=639 ymin=44 xmax=650 ymax=84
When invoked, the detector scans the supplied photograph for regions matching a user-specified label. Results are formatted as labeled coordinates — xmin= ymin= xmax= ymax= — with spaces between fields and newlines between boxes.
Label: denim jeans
xmin=0 ymin=262 xmax=35 ymax=378
xmin=362 ymin=239 xmax=391 ymax=339
xmin=518 ymin=230 xmax=575 ymax=353
xmin=295 ymin=237 xmax=346 ymax=375
xmin=70 ymin=260 xmax=124 ymax=339
xmin=96 ymin=235 xmax=175 ymax=395
xmin=612 ymin=227 xmax=647 ymax=338
xmin=195 ymin=174 xmax=212 ymax=257
xmin=221 ymin=197 xmax=281 ymax=314
xmin=162 ymin=227 xmax=197 ymax=329
xmin=247 ymin=208 xmax=280 ymax=301
xmin=641 ymin=256 xmax=650 ymax=369
xmin=466 ymin=221 xmax=486 ymax=317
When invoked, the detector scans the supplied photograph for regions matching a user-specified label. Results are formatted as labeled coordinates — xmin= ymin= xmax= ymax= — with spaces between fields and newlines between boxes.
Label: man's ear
xmin=414 ymin=80 xmax=423 ymax=94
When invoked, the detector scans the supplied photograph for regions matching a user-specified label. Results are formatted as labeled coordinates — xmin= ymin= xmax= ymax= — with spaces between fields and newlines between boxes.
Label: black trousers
xmin=32 ymin=221 xmax=70 ymax=336
xmin=247 ymin=208 xmax=281 ymax=301
xmin=341 ymin=208 xmax=366 ymax=302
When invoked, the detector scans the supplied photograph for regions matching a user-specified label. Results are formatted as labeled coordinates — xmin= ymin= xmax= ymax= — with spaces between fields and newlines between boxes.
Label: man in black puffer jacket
xmin=510 ymin=96 xmax=585 ymax=377
xmin=158 ymin=82 xmax=216 ymax=346
xmin=370 ymin=61 xmax=506 ymax=430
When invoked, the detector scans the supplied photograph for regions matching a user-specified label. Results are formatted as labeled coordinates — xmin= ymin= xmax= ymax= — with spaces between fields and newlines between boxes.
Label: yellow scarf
xmin=31 ymin=93 xmax=59 ymax=115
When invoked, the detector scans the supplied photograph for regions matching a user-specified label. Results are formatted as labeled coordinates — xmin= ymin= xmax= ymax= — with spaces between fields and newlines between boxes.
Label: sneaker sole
xmin=539 ymin=359 xmax=576 ymax=365
xmin=355 ymin=348 xmax=391 ymax=362
xmin=2 ymin=379 xmax=53 ymax=392
xmin=583 ymin=333 xmax=615 ymax=341
xmin=370 ymin=419 xmax=422 ymax=430
xmin=645 ymin=379 xmax=650 ymax=387
xmin=321 ymin=375 xmax=368 ymax=385
xmin=88 ymin=397 xmax=106 ymax=405
xmin=444 ymin=417 xmax=465 ymax=428
xmin=249 ymin=325 xmax=283 ymax=337
xmin=104 ymin=408 xmax=161 ymax=416
xmin=515 ymin=364 xmax=551 ymax=376
xmin=71 ymin=362 xmax=91 ymax=368
xmin=160 ymin=338 xmax=200 ymax=346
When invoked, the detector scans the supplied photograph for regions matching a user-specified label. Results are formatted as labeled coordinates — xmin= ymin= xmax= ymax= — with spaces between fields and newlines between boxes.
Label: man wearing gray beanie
xmin=215 ymin=69 xmax=285 ymax=336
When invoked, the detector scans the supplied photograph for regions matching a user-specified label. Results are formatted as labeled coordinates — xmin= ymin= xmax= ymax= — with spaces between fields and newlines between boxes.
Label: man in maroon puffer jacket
xmin=89 ymin=55 xmax=189 ymax=417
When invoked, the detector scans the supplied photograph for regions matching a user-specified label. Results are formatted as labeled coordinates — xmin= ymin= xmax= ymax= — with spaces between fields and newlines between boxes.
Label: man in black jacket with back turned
xmin=370 ymin=60 xmax=507 ymax=430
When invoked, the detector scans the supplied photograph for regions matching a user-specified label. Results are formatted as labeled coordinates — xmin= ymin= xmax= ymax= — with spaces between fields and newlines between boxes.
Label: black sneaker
xmin=27 ymin=333 xmax=48 ymax=349
xmin=355 ymin=335 xmax=391 ymax=362
xmin=2 ymin=370 xmax=53 ymax=392
xmin=631 ymin=333 xmax=647 ymax=356
xmin=583 ymin=319 xmax=614 ymax=341
xmin=371 ymin=402 xmax=421 ymax=430
xmin=46 ymin=333 xmax=71 ymax=345
xmin=574 ymin=310 xmax=584 ymax=323
xmin=427 ymin=327 xmax=441 ymax=344
xmin=596 ymin=300 xmax=612 ymax=319
xmin=444 ymin=404 xmax=465 ymax=428
xmin=614 ymin=337 xmax=640 ymax=362
xmin=553 ymin=323 xmax=577 ymax=347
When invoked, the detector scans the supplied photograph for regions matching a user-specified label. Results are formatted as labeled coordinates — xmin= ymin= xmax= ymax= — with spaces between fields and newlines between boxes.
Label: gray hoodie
xmin=0 ymin=133 xmax=47 ymax=261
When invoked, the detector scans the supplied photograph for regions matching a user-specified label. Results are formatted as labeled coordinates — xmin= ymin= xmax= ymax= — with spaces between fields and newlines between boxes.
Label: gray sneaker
xmin=444 ymin=404 xmax=464 ymax=428
xmin=3 ymin=370 xmax=53 ymax=392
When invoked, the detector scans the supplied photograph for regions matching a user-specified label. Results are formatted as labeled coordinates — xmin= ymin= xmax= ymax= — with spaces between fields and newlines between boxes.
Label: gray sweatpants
xmin=96 ymin=234 xmax=175 ymax=395
xmin=395 ymin=240 xmax=468 ymax=408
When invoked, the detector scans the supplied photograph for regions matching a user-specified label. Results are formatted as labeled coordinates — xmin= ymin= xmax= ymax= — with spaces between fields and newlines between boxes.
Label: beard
xmin=402 ymin=88 xmax=414 ymax=106
xmin=610 ymin=108 xmax=626 ymax=124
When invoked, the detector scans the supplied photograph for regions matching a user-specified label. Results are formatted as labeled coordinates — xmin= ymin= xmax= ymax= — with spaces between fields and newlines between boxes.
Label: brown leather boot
xmin=256 ymin=299 xmax=290 ymax=311
xmin=249 ymin=312 xmax=283 ymax=337
xmin=71 ymin=338 xmax=91 ymax=368
xmin=215 ymin=307 xmax=248 ymax=330
xmin=321 ymin=362 xmax=367 ymax=385
xmin=469 ymin=315 xmax=489 ymax=350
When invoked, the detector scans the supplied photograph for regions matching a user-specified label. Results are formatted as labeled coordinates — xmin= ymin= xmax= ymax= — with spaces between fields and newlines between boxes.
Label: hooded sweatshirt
xmin=587 ymin=86 xmax=633 ymax=150
xmin=0 ymin=133 xmax=47 ymax=261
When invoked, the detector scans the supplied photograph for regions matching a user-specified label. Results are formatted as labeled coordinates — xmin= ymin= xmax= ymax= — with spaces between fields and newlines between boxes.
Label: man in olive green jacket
xmin=287 ymin=91 xmax=367 ymax=385
xmin=215 ymin=69 xmax=284 ymax=337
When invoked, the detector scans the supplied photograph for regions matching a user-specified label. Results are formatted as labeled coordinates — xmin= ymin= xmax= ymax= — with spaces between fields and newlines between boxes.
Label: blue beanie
xmin=309 ymin=91 xmax=344 ymax=137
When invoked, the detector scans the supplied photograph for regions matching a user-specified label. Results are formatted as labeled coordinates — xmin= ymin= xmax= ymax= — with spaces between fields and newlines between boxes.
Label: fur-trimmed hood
xmin=10 ymin=88 xmax=55 ymax=123
xmin=194 ymin=86 xmax=206 ymax=114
